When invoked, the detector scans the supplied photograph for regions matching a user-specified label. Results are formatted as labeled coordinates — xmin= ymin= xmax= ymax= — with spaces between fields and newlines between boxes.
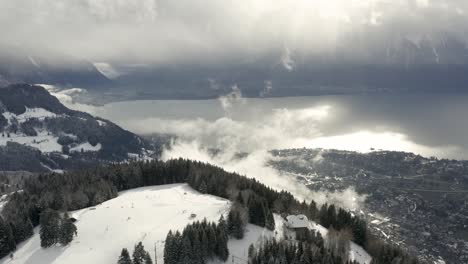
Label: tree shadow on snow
xmin=23 ymin=245 xmax=67 ymax=264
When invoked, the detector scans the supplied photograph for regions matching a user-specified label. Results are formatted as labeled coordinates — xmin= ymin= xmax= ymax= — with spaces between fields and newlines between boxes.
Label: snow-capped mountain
xmin=0 ymin=84 xmax=153 ymax=172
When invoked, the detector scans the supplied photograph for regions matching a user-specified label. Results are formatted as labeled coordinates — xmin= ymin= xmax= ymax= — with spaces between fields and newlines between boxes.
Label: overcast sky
xmin=1 ymin=0 xmax=467 ymax=63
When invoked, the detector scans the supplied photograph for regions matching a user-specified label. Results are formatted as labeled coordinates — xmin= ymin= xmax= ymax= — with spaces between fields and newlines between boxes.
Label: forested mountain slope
xmin=0 ymin=84 xmax=154 ymax=172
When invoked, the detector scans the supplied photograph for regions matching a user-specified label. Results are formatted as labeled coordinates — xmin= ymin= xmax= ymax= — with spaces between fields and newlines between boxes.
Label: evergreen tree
xmin=265 ymin=208 xmax=275 ymax=231
xmin=117 ymin=248 xmax=132 ymax=264
xmin=133 ymin=242 xmax=147 ymax=264
xmin=199 ymin=181 xmax=207 ymax=194
xmin=227 ymin=206 xmax=245 ymax=239
xmin=248 ymin=244 xmax=255 ymax=258
xmin=217 ymin=215 xmax=228 ymax=240
xmin=351 ymin=218 xmax=367 ymax=247
xmin=180 ymin=236 xmax=192 ymax=264
xmin=39 ymin=209 xmax=60 ymax=248
xmin=0 ymin=217 xmax=15 ymax=258
xmin=143 ymin=251 xmax=153 ymax=264
xmin=215 ymin=226 xmax=229 ymax=261
xmin=319 ymin=203 xmax=330 ymax=228
xmin=59 ymin=213 xmax=77 ymax=245
xmin=164 ymin=231 xmax=175 ymax=264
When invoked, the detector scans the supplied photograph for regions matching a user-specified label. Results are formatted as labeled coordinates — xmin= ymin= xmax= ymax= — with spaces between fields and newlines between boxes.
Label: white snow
xmin=1 ymin=184 xmax=230 ymax=264
xmin=1 ymin=184 xmax=372 ymax=264
xmin=70 ymin=142 xmax=102 ymax=153
xmin=97 ymin=120 xmax=107 ymax=126
xmin=286 ymin=214 xmax=309 ymax=228
xmin=61 ymin=133 xmax=78 ymax=140
xmin=127 ymin=149 xmax=155 ymax=162
xmin=0 ymin=194 xmax=10 ymax=213
xmin=93 ymin=62 xmax=122 ymax=79
xmin=214 ymin=214 xmax=285 ymax=264
xmin=2 ymin=108 xmax=58 ymax=124
xmin=349 ymin=242 xmax=372 ymax=264
xmin=40 ymin=163 xmax=64 ymax=174
xmin=0 ymin=108 xmax=64 ymax=153
xmin=308 ymin=220 xmax=372 ymax=264
xmin=0 ymin=131 xmax=62 ymax=153
xmin=308 ymin=220 xmax=328 ymax=237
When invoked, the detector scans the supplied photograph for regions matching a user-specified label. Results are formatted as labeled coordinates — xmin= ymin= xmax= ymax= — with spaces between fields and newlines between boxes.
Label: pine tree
xmin=199 ymin=181 xmax=207 ymax=194
xmin=133 ymin=242 xmax=147 ymax=264
xmin=144 ymin=251 xmax=153 ymax=264
xmin=59 ymin=213 xmax=77 ymax=245
xmin=351 ymin=218 xmax=367 ymax=247
xmin=39 ymin=209 xmax=60 ymax=248
xmin=248 ymin=244 xmax=255 ymax=258
xmin=227 ymin=206 xmax=246 ymax=239
xmin=265 ymin=208 xmax=275 ymax=231
xmin=215 ymin=226 xmax=229 ymax=261
xmin=118 ymin=248 xmax=132 ymax=264
xmin=0 ymin=217 xmax=15 ymax=258
xmin=233 ymin=211 xmax=245 ymax=239
xmin=319 ymin=203 xmax=330 ymax=228
xmin=180 ymin=236 xmax=192 ymax=264
xmin=191 ymin=233 xmax=203 ymax=264
xmin=11 ymin=215 xmax=33 ymax=244
xmin=164 ymin=231 xmax=174 ymax=264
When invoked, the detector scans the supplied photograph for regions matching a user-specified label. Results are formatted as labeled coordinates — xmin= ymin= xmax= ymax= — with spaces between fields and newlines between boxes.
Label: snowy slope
xmin=0 ymin=107 xmax=63 ymax=153
xmin=1 ymin=184 xmax=230 ymax=264
xmin=215 ymin=214 xmax=285 ymax=264
xmin=1 ymin=184 xmax=372 ymax=264
xmin=2 ymin=108 xmax=58 ymax=124
xmin=308 ymin=220 xmax=372 ymax=264
xmin=349 ymin=243 xmax=372 ymax=264
xmin=0 ymin=131 xmax=62 ymax=153
xmin=215 ymin=214 xmax=371 ymax=264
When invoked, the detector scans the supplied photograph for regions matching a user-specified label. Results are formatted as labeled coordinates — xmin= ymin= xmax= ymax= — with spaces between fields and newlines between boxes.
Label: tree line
xmin=164 ymin=218 xmax=229 ymax=264
xmin=118 ymin=242 xmax=153 ymax=264
xmin=248 ymin=234 xmax=358 ymax=264
xmin=0 ymin=159 xmax=422 ymax=263
xmin=39 ymin=209 xmax=77 ymax=247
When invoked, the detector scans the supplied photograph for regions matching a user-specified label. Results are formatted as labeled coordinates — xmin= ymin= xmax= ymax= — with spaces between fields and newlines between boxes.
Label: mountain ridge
xmin=0 ymin=84 xmax=155 ymax=172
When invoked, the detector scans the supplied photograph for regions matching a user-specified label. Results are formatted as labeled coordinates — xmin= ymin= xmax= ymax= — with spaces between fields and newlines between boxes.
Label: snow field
xmin=1 ymin=183 xmax=372 ymax=264
xmin=1 ymin=184 xmax=230 ymax=264
xmin=0 ymin=131 xmax=62 ymax=153
xmin=2 ymin=108 xmax=57 ymax=124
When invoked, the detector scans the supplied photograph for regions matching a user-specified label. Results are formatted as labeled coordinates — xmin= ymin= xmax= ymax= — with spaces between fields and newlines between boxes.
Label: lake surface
xmin=80 ymin=94 xmax=468 ymax=159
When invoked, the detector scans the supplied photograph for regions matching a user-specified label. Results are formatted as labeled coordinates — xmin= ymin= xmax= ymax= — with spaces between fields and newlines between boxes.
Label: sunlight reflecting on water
xmin=59 ymin=93 xmax=468 ymax=159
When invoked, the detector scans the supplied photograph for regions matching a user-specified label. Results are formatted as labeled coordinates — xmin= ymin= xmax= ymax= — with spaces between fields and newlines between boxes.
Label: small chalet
xmin=286 ymin=214 xmax=309 ymax=229
xmin=286 ymin=214 xmax=309 ymax=237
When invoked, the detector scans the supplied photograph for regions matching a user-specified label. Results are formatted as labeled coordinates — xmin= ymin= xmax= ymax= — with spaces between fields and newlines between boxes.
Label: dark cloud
xmin=1 ymin=0 xmax=467 ymax=64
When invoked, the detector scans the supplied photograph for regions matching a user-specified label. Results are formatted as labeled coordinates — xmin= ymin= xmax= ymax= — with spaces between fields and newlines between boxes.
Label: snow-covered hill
xmin=2 ymin=184 xmax=229 ymax=264
xmin=1 ymin=184 xmax=371 ymax=264
xmin=0 ymin=84 xmax=153 ymax=172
